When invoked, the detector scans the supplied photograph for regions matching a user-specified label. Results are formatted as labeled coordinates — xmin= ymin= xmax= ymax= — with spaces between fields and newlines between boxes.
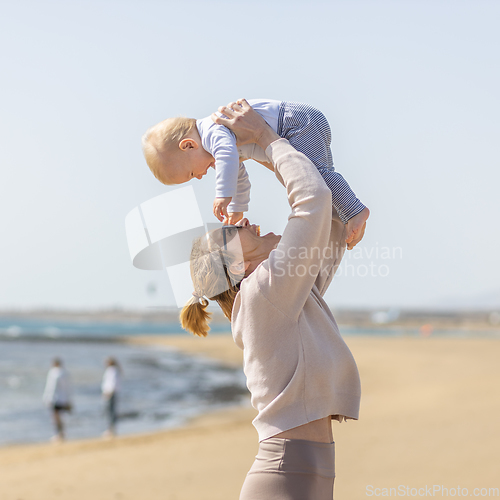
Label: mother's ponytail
xmin=180 ymin=232 xmax=243 ymax=337
xmin=180 ymin=295 xmax=211 ymax=337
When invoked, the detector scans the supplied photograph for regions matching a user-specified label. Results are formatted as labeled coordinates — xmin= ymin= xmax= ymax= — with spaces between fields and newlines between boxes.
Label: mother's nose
xmin=239 ymin=218 xmax=250 ymax=227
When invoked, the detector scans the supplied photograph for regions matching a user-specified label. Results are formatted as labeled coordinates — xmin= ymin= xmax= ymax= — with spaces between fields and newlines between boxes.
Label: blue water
xmin=0 ymin=338 xmax=248 ymax=446
xmin=0 ymin=315 xmax=231 ymax=339
xmin=1 ymin=316 xmax=497 ymax=341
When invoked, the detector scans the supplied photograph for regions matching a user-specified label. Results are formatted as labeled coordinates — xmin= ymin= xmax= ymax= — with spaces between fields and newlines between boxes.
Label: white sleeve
xmin=207 ymin=126 xmax=240 ymax=199
xmin=43 ymin=370 xmax=56 ymax=405
xmin=227 ymin=162 xmax=251 ymax=213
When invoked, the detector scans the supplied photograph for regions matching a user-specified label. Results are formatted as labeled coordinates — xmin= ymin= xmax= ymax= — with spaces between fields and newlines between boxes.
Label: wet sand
xmin=0 ymin=334 xmax=499 ymax=499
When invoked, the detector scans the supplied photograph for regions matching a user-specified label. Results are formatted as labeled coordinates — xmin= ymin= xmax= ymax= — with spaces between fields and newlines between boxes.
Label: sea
xmin=1 ymin=315 xmax=498 ymax=447
xmin=0 ymin=315 xmax=247 ymax=447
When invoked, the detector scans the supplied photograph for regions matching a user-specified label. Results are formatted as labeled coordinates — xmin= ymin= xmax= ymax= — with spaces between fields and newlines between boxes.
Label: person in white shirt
xmin=101 ymin=357 xmax=121 ymax=436
xmin=42 ymin=358 xmax=72 ymax=441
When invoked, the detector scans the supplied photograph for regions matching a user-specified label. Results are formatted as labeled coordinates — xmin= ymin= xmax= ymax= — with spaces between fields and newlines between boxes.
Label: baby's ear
xmin=179 ymin=138 xmax=198 ymax=151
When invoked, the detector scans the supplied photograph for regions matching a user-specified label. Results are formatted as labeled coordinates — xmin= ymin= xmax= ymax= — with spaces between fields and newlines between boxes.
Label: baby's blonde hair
xmin=180 ymin=231 xmax=242 ymax=337
xmin=141 ymin=117 xmax=197 ymax=185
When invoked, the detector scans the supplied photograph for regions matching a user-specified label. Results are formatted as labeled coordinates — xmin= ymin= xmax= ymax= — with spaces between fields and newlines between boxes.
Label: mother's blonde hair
xmin=180 ymin=231 xmax=243 ymax=337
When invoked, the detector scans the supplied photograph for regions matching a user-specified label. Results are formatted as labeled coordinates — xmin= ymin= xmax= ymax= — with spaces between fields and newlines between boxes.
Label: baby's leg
xmin=278 ymin=102 xmax=369 ymax=247
xmin=318 ymin=170 xmax=369 ymax=249
xmin=319 ymin=169 xmax=366 ymax=223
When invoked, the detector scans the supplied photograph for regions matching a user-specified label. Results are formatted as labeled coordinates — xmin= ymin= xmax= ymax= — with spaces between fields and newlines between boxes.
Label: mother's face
xmin=220 ymin=218 xmax=281 ymax=277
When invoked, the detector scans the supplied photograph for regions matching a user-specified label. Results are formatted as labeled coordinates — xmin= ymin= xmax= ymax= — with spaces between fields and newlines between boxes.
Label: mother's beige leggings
xmin=239 ymin=438 xmax=335 ymax=500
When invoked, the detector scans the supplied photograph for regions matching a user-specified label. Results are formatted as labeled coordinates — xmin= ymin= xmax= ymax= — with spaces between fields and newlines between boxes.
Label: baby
xmin=142 ymin=98 xmax=369 ymax=249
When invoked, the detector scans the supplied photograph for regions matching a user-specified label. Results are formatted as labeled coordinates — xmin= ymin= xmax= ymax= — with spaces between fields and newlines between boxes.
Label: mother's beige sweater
xmin=231 ymin=139 xmax=361 ymax=442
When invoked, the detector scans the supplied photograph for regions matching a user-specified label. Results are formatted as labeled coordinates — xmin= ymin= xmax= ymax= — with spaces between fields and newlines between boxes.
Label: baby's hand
xmin=226 ymin=212 xmax=244 ymax=225
xmin=213 ymin=197 xmax=232 ymax=222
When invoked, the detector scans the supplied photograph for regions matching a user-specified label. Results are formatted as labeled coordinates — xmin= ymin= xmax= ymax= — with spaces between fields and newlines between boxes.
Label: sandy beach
xmin=1 ymin=334 xmax=499 ymax=499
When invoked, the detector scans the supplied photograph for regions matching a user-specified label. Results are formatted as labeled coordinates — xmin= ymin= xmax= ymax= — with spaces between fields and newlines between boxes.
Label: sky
xmin=0 ymin=0 xmax=499 ymax=311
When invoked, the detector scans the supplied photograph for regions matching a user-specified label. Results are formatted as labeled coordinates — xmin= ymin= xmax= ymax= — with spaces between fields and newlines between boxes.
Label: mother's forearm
xmin=255 ymin=128 xmax=280 ymax=151
xmin=255 ymin=159 xmax=275 ymax=172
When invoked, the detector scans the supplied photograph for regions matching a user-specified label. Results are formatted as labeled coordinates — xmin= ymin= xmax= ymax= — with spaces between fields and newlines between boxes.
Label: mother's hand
xmin=211 ymin=99 xmax=279 ymax=149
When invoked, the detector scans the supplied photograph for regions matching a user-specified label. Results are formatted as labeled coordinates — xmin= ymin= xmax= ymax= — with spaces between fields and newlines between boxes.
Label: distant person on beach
xmin=42 ymin=358 xmax=72 ymax=441
xmin=142 ymin=99 xmax=369 ymax=250
xmin=180 ymin=100 xmax=361 ymax=499
xmin=101 ymin=357 xmax=122 ymax=437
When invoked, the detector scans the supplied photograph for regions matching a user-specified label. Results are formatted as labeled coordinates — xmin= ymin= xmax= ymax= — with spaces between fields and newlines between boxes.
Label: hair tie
xmin=192 ymin=291 xmax=206 ymax=304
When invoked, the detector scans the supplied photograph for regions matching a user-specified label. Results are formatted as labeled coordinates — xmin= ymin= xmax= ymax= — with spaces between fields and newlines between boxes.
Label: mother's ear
xmin=229 ymin=260 xmax=251 ymax=276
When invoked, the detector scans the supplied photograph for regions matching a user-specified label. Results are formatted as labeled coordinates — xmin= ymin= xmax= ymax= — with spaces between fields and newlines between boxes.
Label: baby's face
xmin=165 ymin=147 xmax=215 ymax=184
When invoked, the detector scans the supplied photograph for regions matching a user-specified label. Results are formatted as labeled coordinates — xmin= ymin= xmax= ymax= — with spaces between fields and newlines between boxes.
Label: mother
xmin=181 ymin=100 xmax=361 ymax=499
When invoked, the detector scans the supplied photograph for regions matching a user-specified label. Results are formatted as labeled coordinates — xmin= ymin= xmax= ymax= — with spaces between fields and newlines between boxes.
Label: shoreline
xmin=122 ymin=332 xmax=244 ymax=368
xmin=0 ymin=334 xmax=499 ymax=499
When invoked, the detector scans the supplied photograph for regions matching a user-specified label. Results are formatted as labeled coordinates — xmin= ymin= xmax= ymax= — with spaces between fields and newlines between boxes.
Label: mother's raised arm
xmin=215 ymin=100 xmax=333 ymax=318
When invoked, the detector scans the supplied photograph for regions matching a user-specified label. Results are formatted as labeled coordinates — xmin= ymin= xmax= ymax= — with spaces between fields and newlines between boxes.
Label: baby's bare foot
xmin=345 ymin=207 xmax=370 ymax=250
xmin=347 ymin=222 xmax=366 ymax=250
